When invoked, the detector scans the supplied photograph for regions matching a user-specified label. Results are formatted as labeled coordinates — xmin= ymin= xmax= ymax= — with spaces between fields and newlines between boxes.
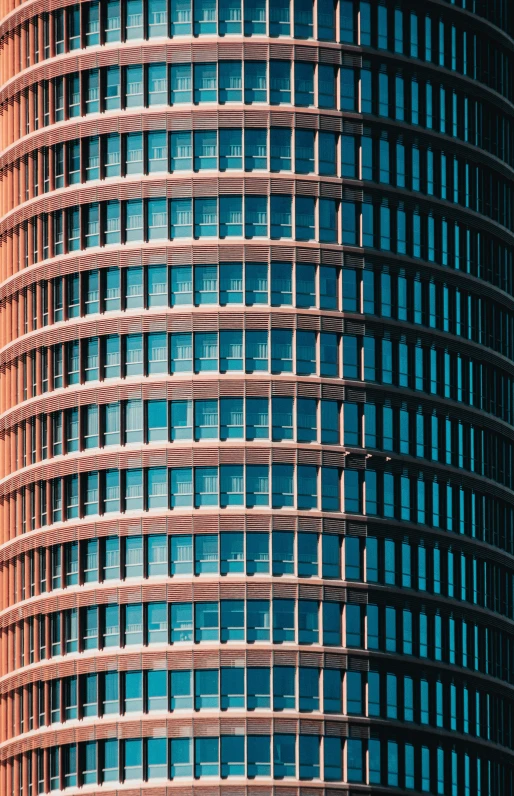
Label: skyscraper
xmin=0 ymin=0 xmax=513 ymax=793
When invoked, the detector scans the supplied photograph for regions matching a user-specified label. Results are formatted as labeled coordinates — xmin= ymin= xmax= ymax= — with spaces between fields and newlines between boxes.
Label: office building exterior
xmin=0 ymin=0 xmax=513 ymax=793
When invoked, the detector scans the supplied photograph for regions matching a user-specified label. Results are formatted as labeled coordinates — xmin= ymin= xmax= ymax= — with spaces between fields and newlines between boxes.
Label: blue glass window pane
xmin=221 ymin=599 xmax=245 ymax=640
xmin=245 ymin=330 xmax=268 ymax=371
xmin=299 ymin=735 xmax=319 ymax=779
xmin=272 ymin=464 xmax=293 ymax=508
xmin=171 ymin=603 xmax=193 ymax=642
xmin=244 ymin=0 xmax=265 ymax=33
xmin=247 ymin=599 xmax=270 ymax=641
xmin=273 ymin=598 xmax=295 ymax=641
xmin=171 ymin=468 xmax=193 ymax=507
xmin=248 ymin=736 xmax=271 ymax=776
xmin=194 ymin=131 xmax=218 ymax=170
xmin=148 ymin=199 xmax=168 ymax=240
xmin=219 ymin=61 xmax=243 ymax=102
xmin=194 ymin=0 xmax=216 ymax=33
xmin=294 ymin=0 xmax=312 ymax=37
xmin=147 ymin=738 xmax=167 ymax=779
xmin=298 ymin=600 xmax=318 ymax=643
xmin=220 ymin=129 xmax=243 ymax=170
xmin=220 ymin=263 xmax=243 ymax=304
xmin=247 ymin=669 xmax=270 ymax=709
xmin=219 ymin=0 xmax=242 ymax=32
xmin=195 ymin=534 xmax=219 ymax=575
xmin=319 ymin=131 xmax=337 ymax=176
xmin=171 ymin=132 xmax=192 ymax=171
xmin=221 ymin=736 xmax=245 ymax=777
xmin=245 ymin=196 xmax=268 ymax=236
xmin=271 ymin=329 xmax=292 ymax=373
xmin=171 ymin=0 xmax=191 ymax=34
xmin=171 ymin=267 xmax=193 ymax=305
xmin=220 ymin=196 xmax=243 ymax=236
xmin=318 ymin=64 xmax=336 ymax=108
xmin=274 ymin=666 xmax=295 ymax=709
xmin=171 ymin=536 xmax=193 ymax=574
xmin=270 ymin=0 xmax=289 ymax=35
xmin=195 ymin=738 xmax=219 ymax=777
xmin=170 ymin=739 xmax=192 ymax=777
xmin=323 ymin=602 xmax=341 ymax=645
xmin=171 ymin=333 xmax=193 ymax=372
xmin=296 ymin=263 xmax=315 ymax=307
xmin=340 ymin=67 xmax=356 ymax=110
xmin=270 ymin=128 xmax=291 ymax=171
xmin=171 ymin=670 xmax=192 ymax=709
xmin=319 ymin=198 xmax=338 ymax=242
xmin=324 ymin=737 xmax=342 ymax=780
xmin=195 ymin=602 xmax=219 ymax=641
xmin=194 ymin=197 xmax=218 ymax=237
xmin=245 ymin=263 xmax=268 ymax=304
xmin=194 ymin=63 xmax=217 ymax=102
xmin=270 ymin=60 xmax=291 ymax=104
xmin=274 ymin=735 xmax=296 ymax=778
xmin=296 ymin=330 xmax=316 ymax=375
xmin=270 ymin=195 xmax=292 ymax=239
xmin=124 ymin=603 xmax=143 ymax=645
xmin=148 ymin=0 xmax=167 ymax=36
xmin=148 ymin=63 xmax=168 ymax=105
xmin=245 ymin=129 xmax=267 ymax=170
xmin=195 ymin=669 xmax=219 ymax=708
xmin=245 ymin=61 xmax=267 ymax=102
xmin=295 ymin=62 xmax=314 ymax=106
xmin=295 ymin=129 xmax=315 ymax=173
xmin=125 ymin=65 xmax=143 ymax=107
xmin=296 ymin=196 xmax=315 ymax=240
xmin=171 ymin=64 xmax=192 ymax=103
xmin=246 ymin=465 xmax=269 ymax=507
xmin=220 ymin=532 xmax=244 ymax=573
xmin=220 ymin=465 xmax=244 ymax=506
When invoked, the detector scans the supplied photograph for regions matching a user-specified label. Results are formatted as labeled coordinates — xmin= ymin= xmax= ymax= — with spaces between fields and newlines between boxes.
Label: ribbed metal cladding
xmin=1 ymin=0 xmax=514 ymax=794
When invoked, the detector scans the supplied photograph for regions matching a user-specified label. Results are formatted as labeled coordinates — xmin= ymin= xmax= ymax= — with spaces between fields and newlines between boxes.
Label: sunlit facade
xmin=1 ymin=0 xmax=514 ymax=793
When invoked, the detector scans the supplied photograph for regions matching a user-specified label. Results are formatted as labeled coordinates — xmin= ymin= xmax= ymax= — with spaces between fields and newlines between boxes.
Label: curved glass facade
xmin=1 ymin=0 xmax=514 ymax=794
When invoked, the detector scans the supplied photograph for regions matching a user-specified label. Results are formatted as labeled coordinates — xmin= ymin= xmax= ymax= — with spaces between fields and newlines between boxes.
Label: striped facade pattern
xmin=1 ymin=0 xmax=514 ymax=794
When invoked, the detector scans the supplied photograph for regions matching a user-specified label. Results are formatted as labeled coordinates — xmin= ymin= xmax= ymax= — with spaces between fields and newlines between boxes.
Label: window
xmin=147 ymin=738 xmax=167 ymax=778
xmin=194 ymin=63 xmax=217 ymax=102
xmin=105 ymin=66 xmax=121 ymax=109
xmin=195 ymin=738 xmax=219 ymax=777
xmin=171 ymin=0 xmax=191 ymax=33
xmin=220 ymin=130 xmax=242 ymax=170
xmin=195 ymin=602 xmax=219 ymax=641
xmin=171 ymin=65 xmax=192 ymax=102
xmin=171 ymin=739 xmax=192 ymax=777
xmin=270 ymin=61 xmax=291 ymax=104
xmin=221 ymin=667 xmax=244 ymax=707
xmin=219 ymin=61 xmax=242 ymax=101
xmin=271 ymin=127 xmax=291 ymax=170
xmin=219 ymin=0 xmax=241 ymax=32
xmin=148 ymin=602 xmax=168 ymax=642
xmin=171 ymin=132 xmax=192 ymax=170
xmin=124 ymin=739 xmax=142 ymax=780
xmin=124 ymin=603 xmax=143 ymax=645
xmin=245 ymin=129 xmax=267 ymax=170
xmin=295 ymin=62 xmax=314 ymax=105
xmin=195 ymin=669 xmax=219 ymax=708
xmin=274 ymin=734 xmax=295 ymax=778
xmin=221 ymin=532 xmax=244 ymax=573
xmin=245 ymin=61 xmax=267 ymax=102
xmin=171 ymin=670 xmax=193 ymax=709
xmin=124 ymin=671 xmax=143 ymax=712
xmin=148 ymin=64 xmax=167 ymax=105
